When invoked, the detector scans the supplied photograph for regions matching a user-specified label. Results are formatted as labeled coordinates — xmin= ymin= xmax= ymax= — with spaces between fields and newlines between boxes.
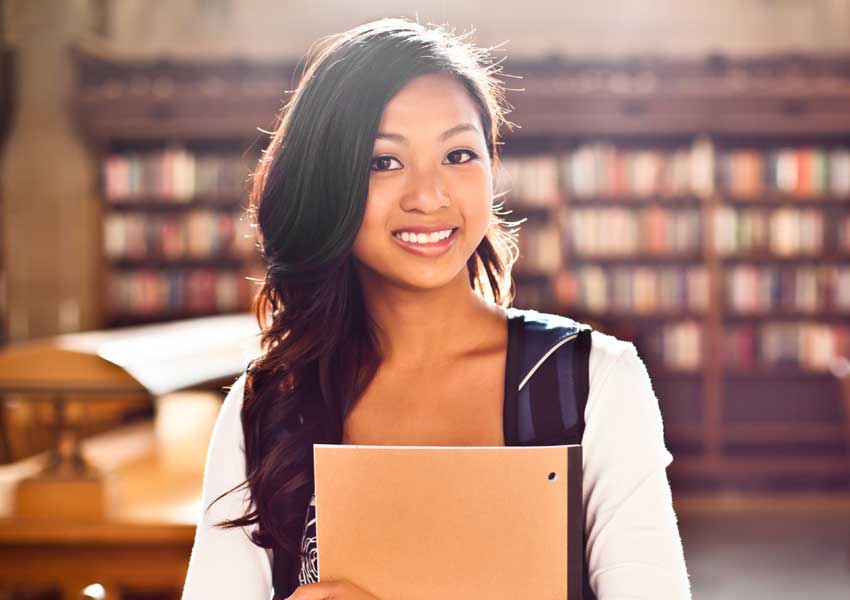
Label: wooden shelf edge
xmin=673 ymin=490 xmax=850 ymax=518
xmin=669 ymin=455 xmax=850 ymax=477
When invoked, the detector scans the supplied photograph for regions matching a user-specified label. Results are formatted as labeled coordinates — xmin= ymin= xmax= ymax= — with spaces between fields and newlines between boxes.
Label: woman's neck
xmin=356 ymin=265 xmax=506 ymax=369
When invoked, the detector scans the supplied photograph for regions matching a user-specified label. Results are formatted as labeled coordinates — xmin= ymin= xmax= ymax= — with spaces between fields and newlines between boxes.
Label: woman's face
xmin=351 ymin=72 xmax=494 ymax=292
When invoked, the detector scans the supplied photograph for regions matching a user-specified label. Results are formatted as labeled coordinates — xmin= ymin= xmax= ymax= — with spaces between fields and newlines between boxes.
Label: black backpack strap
xmin=517 ymin=318 xmax=592 ymax=447
xmin=518 ymin=318 xmax=597 ymax=600
xmin=572 ymin=327 xmax=592 ymax=435
xmin=528 ymin=346 xmax=569 ymax=444
xmin=572 ymin=327 xmax=596 ymax=600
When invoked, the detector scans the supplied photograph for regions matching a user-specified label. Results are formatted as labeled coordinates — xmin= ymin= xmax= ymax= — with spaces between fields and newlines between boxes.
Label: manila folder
xmin=313 ymin=443 xmax=584 ymax=600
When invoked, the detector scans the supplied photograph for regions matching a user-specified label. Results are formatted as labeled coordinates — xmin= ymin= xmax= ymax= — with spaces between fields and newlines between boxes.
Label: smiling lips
xmin=392 ymin=226 xmax=459 ymax=257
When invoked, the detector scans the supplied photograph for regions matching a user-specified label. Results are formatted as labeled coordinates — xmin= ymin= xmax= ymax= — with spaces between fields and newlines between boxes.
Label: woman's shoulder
xmin=223 ymin=371 xmax=248 ymax=413
xmin=587 ymin=328 xmax=641 ymax=391
xmin=206 ymin=371 xmax=249 ymax=455
xmin=508 ymin=306 xmax=587 ymax=336
xmin=510 ymin=306 xmax=639 ymax=392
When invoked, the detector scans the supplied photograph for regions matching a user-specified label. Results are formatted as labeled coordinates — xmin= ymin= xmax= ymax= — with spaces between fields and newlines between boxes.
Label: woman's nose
xmin=399 ymin=172 xmax=450 ymax=213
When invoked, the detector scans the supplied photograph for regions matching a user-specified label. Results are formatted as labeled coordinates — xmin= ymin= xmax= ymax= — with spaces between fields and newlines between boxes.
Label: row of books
xmin=554 ymin=266 xmax=709 ymax=314
xmin=515 ymin=264 xmax=850 ymax=316
xmin=108 ymin=269 xmax=246 ymax=316
xmin=723 ymin=322 xmax=849 ymax=372
xmin=104 ymin=211 xmax=255 ymax=260
xmin=496 ymin=144 xmax=712 ymax=203
xmin=726 ymin=266 xmax=850 ymax=313
xmin=100 ymin=144 xmax=850 ymax=206
xmin=713 ymin=207 xmax=827 ymax=256
xmin=840 ymin=214 xmax=850 ymax=252
xmin=513 ymin=221 xmax=561 ymax=273
xmin=103 ymin=147 xmax=249 ymax=200
xmin=100 ymin=145 xmax=850 ymax=208
xmin=496 ymin=156 xmax=560 ymax=207
xmin=643 ymin=321 xmax=703 ymax=372
xmin=516 ymin=208 xmax=848 ymax=266
xmin=497 ymin=146 xmax=850 ymax=205
xmin=511 ymin=279 xmax=553 ymax=313
xmin=510 ymin=278 xmax=702 ymax=371
xmin=511 ymin=285 xmax=845 ymax=373
xmin=717 ymin=147 xmax=850 ymax=198
xmin=562 ymin=142 xmax=713 ymax=198
xmin=566 ymin=207 xmax=702 ymax=257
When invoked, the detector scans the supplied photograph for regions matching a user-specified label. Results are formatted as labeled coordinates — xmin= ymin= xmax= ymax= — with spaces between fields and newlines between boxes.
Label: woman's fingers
xmin=284 ymin=581 xmax=339 ymax=599
xmin=285 ymin=579 xmax=379 ymax=600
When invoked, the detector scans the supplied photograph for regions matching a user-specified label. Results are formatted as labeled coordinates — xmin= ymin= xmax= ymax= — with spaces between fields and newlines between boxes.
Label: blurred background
xmin=1 ymin=1 xmax=849 ymax=599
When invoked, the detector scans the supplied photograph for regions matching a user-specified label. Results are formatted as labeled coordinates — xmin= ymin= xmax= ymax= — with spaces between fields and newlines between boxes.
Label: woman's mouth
xmin=391 ymin=227 xmax=459 ymax=257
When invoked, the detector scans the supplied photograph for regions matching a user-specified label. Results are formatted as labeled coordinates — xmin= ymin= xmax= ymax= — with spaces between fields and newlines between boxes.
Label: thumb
xmin=285 ymin=581 xmax=341 ymax=599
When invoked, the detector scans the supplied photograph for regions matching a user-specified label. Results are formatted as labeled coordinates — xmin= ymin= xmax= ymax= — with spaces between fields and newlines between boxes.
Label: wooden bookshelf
xmin=69 ymin=48 xmax=850 ymax=491
xmin=69 ymin=48 xmax=286 ymax=327
xmin=498 ymin=55 xmax=850 ymax=491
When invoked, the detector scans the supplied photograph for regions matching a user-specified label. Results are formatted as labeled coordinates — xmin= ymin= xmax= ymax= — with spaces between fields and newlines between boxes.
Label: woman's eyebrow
xmin=375 ymin=123 xmax=480 ymax=145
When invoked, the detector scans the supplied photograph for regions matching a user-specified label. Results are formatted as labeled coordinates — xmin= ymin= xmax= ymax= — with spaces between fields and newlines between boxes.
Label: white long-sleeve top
xmin=181 ymin=329 xmax=692 ymax=599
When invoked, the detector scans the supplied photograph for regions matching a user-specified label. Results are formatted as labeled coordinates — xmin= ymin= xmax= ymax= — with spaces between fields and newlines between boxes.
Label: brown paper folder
xmin=313 ymin=443 xmax=583 ymax=600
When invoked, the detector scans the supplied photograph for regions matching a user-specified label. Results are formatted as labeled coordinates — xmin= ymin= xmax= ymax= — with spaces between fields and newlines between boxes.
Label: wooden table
xmin=0 ymin=420 xmax=206 ymax=600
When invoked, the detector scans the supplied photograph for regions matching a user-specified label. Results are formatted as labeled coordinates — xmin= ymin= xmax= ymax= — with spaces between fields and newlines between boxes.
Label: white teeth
xmin=394 ymin=229 xmax=454 ymax=244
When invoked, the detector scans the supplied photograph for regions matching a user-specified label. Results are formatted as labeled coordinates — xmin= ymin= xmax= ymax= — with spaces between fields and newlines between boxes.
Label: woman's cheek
xmin=351 ymin=199 xmax=393 ymax=269
xmin=351 ymin=218 xmax=381 ymax=268
xmin=465 ymin=192 xmax=494 ymax=244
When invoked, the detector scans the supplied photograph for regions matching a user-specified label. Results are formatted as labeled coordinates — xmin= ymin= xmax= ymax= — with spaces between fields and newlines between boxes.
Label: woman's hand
xmin=284 ymin=579 xmax=381 ymax=600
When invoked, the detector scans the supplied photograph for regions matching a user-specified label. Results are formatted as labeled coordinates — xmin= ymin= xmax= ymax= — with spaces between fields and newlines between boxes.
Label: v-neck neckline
xmin=502 ymin=308 xmax=525 ymax=447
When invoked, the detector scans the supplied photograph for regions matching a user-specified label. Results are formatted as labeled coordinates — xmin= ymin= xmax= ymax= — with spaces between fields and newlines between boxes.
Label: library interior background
xmin=2 ymin=1 xmax=850 ymax=598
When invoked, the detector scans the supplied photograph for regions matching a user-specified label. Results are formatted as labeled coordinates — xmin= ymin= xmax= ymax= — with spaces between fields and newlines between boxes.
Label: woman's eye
xmin=445 ymin=149 xmax=478 ymax=164
xmin=370 ymin=156 xmax=402 ymax=172
xmin=370 ymin=150 xmax=479 ymax=172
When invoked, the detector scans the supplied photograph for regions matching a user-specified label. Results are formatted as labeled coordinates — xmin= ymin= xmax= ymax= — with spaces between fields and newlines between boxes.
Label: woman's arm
xmin=181 ymin=372 xmax=274 ymax=600
xmin=582 ymin=332 xmax=693 ymax=600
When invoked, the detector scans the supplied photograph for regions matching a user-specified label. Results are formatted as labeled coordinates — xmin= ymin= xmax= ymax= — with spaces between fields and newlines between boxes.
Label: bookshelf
xmin=69 ymin=49 xmax=290 ymax=327
xmin=99 ymin=147 xmax=259 ymax=324
xmin=70 ymin=48 xmax=850 ymax=490
xmin=498 ymin=55 xmax=850 ymax=491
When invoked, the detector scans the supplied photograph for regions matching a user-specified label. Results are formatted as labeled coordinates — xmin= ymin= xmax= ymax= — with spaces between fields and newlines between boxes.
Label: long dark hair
xmin=211 ymin=17 xmax=519 ymax=564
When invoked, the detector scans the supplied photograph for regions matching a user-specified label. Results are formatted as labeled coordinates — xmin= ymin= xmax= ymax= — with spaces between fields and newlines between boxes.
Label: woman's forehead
xmin=377 ymin=74 xmax=481 ymax=137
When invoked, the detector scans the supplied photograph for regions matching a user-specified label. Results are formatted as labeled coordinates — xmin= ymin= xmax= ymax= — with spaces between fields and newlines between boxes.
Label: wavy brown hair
xmin=210 ymin=16 xmax=520 ymax=570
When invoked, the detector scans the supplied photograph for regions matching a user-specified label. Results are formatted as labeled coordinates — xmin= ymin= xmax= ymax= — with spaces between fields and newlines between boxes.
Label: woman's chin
xmin=395 ymin=269 xmax=468 ymax=292
xmin=363 ymin=263 xmax=471 ymax=294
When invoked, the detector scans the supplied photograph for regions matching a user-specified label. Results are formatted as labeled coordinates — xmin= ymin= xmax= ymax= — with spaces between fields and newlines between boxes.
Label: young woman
xmin=181 ymin=17 xmax=691 ymax=600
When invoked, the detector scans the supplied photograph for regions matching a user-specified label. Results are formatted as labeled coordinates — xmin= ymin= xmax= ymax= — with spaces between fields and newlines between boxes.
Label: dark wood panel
xmin=71 ymin=48 xmax=850 ymax=141
xmin=723 ymin=378 xmax=842 ymax=424
xmin=656 ymin=377 xmax=704 ymax=425
xmin=0 ymin=49 xmax=13 ymax=144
